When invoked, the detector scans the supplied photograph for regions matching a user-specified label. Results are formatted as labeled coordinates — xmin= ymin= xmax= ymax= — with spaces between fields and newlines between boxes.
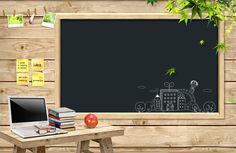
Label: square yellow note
xmin=32 ymin=73 xmax=45 ymax=86
xmin=16 ymin=59 xmax=29 ymax=73
xmin=31 ymin=59 xmax=44 ymax=71
xmin=16 ymin=73 xmax=29 ymax=86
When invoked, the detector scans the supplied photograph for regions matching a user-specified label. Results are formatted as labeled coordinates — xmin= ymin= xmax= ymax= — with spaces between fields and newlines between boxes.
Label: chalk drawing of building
xmin=160 ymin=89 xmax=179 ymax=111
xmin=178 ymin=93 xmax=186 ymax=110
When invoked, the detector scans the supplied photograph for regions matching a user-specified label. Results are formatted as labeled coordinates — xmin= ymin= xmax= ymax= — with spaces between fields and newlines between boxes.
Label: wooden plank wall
xmin=0 ymin=1 xmax=236 ymax=153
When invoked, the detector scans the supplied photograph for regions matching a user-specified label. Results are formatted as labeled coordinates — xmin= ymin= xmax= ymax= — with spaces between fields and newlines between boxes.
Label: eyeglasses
xmin=34 ymin=125 xmax=56 ymax=135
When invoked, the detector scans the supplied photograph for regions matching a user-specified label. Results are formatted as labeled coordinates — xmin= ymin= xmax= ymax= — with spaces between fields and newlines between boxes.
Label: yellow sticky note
xmin=32 ymin=73 xmax=45 ymax=86
xmin=31 ymin=59 xmax=44 ymax=71
xmin=16 ymin=59 xmax=29 ymax=72
xmin=16 ymin=73 xmax=29 ymax=86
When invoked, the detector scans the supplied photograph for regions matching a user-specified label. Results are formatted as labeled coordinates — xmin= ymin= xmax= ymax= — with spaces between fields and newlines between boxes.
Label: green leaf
xmin=191 ymin=6 xmax=198 ymax=19
xmin=181 ymin=2 xmax=195 ymax=10
xmin=166 ymin=0 xmax=176 ymax=13
xmin=166 ymin=68 xmax=176 ymax=76
xmin=214 ymin=43 xmax=228 ymax=53
xmin=179 ymin=11 xmax=190 ymax=25
xmin=197 ymin=7 xmax=203 ymax=18
xmin=199 ymin=39 xmax=205 ymax=45
xmin=147 ymin=0 xmax=158 ymax=6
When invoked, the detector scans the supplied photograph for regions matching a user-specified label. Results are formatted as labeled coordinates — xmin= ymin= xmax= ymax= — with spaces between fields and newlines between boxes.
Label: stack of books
xmin=48 ymin=107 xmax=76 ymax=130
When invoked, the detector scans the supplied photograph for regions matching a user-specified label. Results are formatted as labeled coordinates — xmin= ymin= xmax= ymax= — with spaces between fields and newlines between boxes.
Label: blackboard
xmin=57 ymin=14 xmax=224 ymax=118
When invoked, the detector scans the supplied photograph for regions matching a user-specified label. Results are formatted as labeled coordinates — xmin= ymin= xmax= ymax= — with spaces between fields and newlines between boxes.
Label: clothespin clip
xmin=34 ymin=8 xmax=37 ymax=15
xmin=13 ymin=10 xmax=16 ymax=16
xmin=3 ymin=10 xmax=6 ymax=17
xmin=67 ymin=1 xmax=72 ymax=7
xmin=27 ymin=9 xmax=31 ymax=16
xmin=43 ymin=6 xmax=47 ymax=13
xmin=29 ymin=9 xmax=35 ymax=24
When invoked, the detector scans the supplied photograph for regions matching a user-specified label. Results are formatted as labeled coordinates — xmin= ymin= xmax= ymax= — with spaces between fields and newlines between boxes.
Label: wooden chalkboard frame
xmin=55 ymin=13 xmax=224 ymax=119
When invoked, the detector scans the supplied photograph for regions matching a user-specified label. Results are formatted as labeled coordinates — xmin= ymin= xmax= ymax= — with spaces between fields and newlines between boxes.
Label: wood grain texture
xmin=0 ymin=126 xmax=124 ymax=149
xmin=0 ymin=16 xmax=43 ymax=27
xmin=0 ymin=82 xmax=55 ymax=104
xmin=0 ymin=27 xmax=54 ymax=39
xmin=45 ymin=126 xmax=236 ymax=147
xmin=0 ymin=60 xmax=55 ymax=81
xmin=225 ymin=82 xmax=236 ymax=103
xmin=0 ymin=39 xmax=55 ymax=59
xmin=0 ymin=0 xmax=235 ymax=152
xmin=225 ymin=60 xmax=236 ymax=81
xmin=0 ymin=1 xmax=164 ymax=16
xmin=0 ymin=17 xmax=54 ymax=38
xmin=225 ymin=20 xmax=236 ymax=59
xmin=1 ymin=104 xmax=236 ymax=126
xmin=46 ymin=147 xmax=236 ymax=153
xmin=1 ymin=126 xmax=236 ymax=148
xmin=2 ymin=147 xmax=236 ymax=153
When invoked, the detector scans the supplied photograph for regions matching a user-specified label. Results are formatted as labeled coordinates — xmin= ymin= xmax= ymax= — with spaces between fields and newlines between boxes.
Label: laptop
xmin=8 ymin=96 xmax=67 ymax=138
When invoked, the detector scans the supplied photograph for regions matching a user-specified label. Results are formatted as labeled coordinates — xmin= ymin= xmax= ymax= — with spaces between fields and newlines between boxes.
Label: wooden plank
xmin=13 ymin=145 xmax=26 ymax=153
xmin=0 ymin=126 xmax=124 ymax=148
xmin=0 ymin=27 xmax=54 ymax=39
xmin=0 ymin=60 xmax=54 ymax=81
xmin=44 ymin=126 xmax=236 ymax=147
xmin=1 ymin=126 xmax=236 ymax=148
xmin=0 ymin=16 xmax=43 ymax=27
xmin=0 ymin=82 xmax=55 ymax=104
xmin=0 ymin=16 xmax=53 ymax=38
xmin=46 ymin=147 xmax=236 ymax=153
xmin=0 ymin=39 xmax=54 ymax=59
xmin=0 ymin=147 xmax=235 ymax=153
xmin=225 ymin=20 xmax=236 ymax=60
xmin=1 ymin=104 xmax=236 ymax=126
xmin=225 ymin=82 xmax=236 ymax=103
xmin=0 ymin=1 xmax=165 ymax=16
xmin=109 ymin=126 xmax=236 ymax=147
xmin=225 ymin=60 xmax=236 ymax=81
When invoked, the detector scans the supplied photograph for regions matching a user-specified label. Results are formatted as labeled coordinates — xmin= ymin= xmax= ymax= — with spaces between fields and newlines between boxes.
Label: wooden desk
xmin=0 ymin=126 xmax=124 ymax=153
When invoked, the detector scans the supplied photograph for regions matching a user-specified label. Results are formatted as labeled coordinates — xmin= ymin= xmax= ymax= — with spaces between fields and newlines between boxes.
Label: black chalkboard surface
xmin=60 ymin=19 xmax=219 ymax=113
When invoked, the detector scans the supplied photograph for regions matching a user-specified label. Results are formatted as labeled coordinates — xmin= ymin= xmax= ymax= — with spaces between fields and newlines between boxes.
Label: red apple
xmin=84 ymin=113 xmax=98 ymax=128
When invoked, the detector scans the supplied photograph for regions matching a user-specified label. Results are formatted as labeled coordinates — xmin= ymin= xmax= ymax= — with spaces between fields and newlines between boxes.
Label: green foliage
xmin=8 ymin=15 xmax=23 ymax=24
xmin=147 ymin=0 xmax=158 ymax=5
xmin=153 ymin=0 xmax=234 ymax=25
xmin=166 ymin=67 xmax=176 ymax=76
xmin=227 ymin=98 xmax=236 ymax=103
xmin=179 ymin=11 xmax=190 ymax=24
xmin=199 ymin=39 xmax=205 ymax=45
xmin=148 ymin=0 xmax=235 ymax=54
xmin=150 ymin=0 xmax=236 ymax=27
xmin=43 ymin=12 xmax=56 ymax=24
xmin=166 ymin=0 xmax=176 ymax=13
xmin=214 ymin=43 xmax=228 ymax=53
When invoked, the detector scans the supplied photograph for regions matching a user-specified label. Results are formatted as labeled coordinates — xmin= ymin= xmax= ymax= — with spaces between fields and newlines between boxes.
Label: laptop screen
xmin=10 ymin=97 xmax=47 ymax=123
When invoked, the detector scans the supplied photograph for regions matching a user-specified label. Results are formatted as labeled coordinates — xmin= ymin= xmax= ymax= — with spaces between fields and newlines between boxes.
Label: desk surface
xmin=0 ymin=126 xmax=124 ymax=149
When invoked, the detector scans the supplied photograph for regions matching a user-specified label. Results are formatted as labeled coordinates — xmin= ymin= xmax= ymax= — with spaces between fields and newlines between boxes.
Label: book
xmin=49 ymin=116 xmax=74 ymax=123
xmin=49 ymin=119 xmax=75 ymax=126
xmin=49 ymin=122 xmax=75 ymax=129
xmin=48 ymin=107 xmax=76 ymax=118
xmin=49 ymin=114 xmax=75 ymax=120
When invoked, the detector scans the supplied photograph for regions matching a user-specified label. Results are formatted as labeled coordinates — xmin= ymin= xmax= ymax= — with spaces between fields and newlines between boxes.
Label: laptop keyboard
xmin=12 ymin=126 xmax=67 ymax=138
